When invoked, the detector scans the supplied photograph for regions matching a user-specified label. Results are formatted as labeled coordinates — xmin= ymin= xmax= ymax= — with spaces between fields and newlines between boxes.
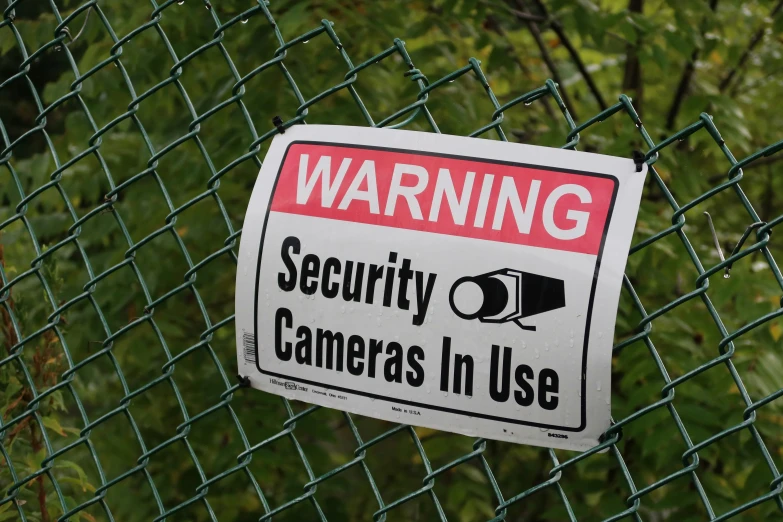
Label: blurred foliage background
xmin=1 ymin=0 xmax=782 ymax=521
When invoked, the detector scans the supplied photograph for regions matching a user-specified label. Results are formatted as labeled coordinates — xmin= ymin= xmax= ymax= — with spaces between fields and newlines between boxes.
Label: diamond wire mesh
xmin=0 ymin=0 xmax=782 ymax=521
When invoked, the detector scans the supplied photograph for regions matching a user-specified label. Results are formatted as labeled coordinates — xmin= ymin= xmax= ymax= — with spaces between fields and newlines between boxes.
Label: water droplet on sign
xmin=596 ymin=381 xmax=602 ymax=391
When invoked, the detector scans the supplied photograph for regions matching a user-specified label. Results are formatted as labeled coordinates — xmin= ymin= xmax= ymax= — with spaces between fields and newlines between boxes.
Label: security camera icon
xmin=448 ymin=269 xmax=565 ymax=331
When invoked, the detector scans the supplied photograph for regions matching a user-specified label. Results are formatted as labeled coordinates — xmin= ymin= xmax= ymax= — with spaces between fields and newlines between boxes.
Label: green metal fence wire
xmin=1 ymin=0 xmax=782 ymax=521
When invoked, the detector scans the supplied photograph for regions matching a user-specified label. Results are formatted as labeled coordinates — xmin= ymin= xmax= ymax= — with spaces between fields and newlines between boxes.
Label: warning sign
xmin=236 ymin=125 xmax=645 ymax=451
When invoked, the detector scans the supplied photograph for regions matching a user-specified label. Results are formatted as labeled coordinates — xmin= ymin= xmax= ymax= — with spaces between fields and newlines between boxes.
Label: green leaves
xmin=55 ymin=460 xmax=95 ymax=493
xmin=1 ymin=0 xmax=782 ymax=521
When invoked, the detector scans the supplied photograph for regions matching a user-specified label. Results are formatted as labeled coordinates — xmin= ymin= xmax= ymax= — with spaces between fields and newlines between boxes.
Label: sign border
xmin=253 ymin=140 xmax=619 ymax=432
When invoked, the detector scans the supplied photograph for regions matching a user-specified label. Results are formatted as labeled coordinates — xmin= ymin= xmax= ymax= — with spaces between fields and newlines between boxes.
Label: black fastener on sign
xmin=632 ymin=150 xmax=645 ymax=172
xmin=272 ymin=115 xmax=285 ymax=134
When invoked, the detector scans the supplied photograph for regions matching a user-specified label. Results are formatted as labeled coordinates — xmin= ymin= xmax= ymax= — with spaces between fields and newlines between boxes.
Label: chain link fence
xmin=1 ymin=0 xmax=782 ymax=521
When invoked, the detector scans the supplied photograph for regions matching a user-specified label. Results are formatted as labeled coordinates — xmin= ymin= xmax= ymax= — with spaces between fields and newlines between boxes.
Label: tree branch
xmin=761 ymin=169 xmax=774 ymax=223
xmin=622 ymin=0 xmax=644 ymax=117
xmin=29 ymin=422 xmax=50 ymax=522
xmin=509 ymin=0 xmax=578 ymax=120
xmin=743 ymin=153 xmax=783 ymax=170
xmin=483 ymin=14 xmax=558 ymax=121
xmin=665 ymin=49 xmax=698 ymax=130
xmin=720 ymin=0 xmax=783 ymax=93
xmin=704 ymin=153 xmax=783 ymax=189
xmin=0 ymin=239 xmax=18 ymax=354
xmin=491 ymin=3 xmax=547 ymax=23
xmin=665 ymin=0 xmax=718 ymax=130
xmin=530 ymin=0 xmax=608 ymax=110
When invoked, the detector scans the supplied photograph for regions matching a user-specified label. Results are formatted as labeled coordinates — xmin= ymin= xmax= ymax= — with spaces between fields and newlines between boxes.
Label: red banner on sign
xmin=270 ymin=143 xmax=616 ymax=255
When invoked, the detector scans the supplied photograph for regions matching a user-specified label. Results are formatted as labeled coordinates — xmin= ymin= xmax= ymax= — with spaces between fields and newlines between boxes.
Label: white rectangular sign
xmin=236 ymin=125 xmax=645 ymax=451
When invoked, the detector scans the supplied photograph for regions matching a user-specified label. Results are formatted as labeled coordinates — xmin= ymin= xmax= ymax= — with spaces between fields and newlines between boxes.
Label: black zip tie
xmin=237 ymin=375 xmax=251 ymax=387
xmin=632 ymin=150 xmax=645 ymax=172
xmin=272 ymin=115 xmax=285 ymax=134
